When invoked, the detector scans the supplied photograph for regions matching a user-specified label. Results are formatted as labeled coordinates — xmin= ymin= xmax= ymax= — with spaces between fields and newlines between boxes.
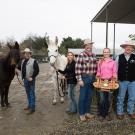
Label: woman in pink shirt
xmin=96 ymin=48 xmax=117 ymax=121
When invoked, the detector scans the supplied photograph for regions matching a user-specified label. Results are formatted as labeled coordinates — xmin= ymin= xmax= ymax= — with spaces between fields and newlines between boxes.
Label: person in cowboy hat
xmin=116 ymin=40 xmax=135 ymax=120
xmin=75 ymin=38 xmax=97 ymax=121
xmin=16 ymin=48 xmax=39 ymax=114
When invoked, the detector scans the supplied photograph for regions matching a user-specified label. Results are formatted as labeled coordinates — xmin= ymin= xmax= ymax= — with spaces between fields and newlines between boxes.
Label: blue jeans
xmin=98 ymin=91 xmax=112 ymax=118
xmin=24 ymin=79 xmax=36 ymax=111
xmin=79 ymin=75 xmax=95 ymax=115
xmin=67 ymin=84 xmax=77 ymax=112
xmin=117 ymin=81 xmax=135 ymax=115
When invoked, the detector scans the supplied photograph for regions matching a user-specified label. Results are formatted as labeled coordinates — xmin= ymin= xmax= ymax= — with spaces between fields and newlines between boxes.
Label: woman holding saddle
xmin=96 ymin=48 xmax=117 ymax=121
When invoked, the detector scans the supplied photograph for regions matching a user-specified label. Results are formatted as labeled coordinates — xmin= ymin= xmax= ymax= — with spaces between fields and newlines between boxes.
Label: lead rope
xmin=56 ymin=71 xmax=66 ymax=97
xmin=16 ymin=74 xmax=24 ymax=87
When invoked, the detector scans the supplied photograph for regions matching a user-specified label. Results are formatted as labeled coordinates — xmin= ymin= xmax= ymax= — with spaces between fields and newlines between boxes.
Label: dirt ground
xmin=0 ymin=63 xmax=135 ymax=135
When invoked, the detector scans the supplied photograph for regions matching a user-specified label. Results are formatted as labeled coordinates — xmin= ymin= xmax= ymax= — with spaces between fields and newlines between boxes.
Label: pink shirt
xmin=96 ymin=58 xmax=117 ymax=79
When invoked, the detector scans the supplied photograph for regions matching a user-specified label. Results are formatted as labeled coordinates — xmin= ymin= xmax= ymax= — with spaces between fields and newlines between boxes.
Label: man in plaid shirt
xmin=75 ymin=39 xmax=97 ymax=121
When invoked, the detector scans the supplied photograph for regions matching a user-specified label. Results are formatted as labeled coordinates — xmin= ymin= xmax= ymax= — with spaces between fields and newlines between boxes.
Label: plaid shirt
xmin=75 ymin=51 xmax=97 ymax=81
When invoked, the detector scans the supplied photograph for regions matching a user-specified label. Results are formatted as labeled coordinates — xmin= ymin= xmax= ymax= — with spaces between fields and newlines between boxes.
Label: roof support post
xmin=113 ymin=23 xmax=116 ymax=59
xmin=106 ymin=7 xmax=108 ymax=48
xmin=91 ymin=22 xmax=93 ymax=42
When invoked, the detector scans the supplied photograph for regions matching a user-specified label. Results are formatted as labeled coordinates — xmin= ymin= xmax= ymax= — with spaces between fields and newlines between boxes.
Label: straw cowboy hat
xmin=23 ymin=48 xmax=32 ymax=53
xmin=83 ymin=38 xmax=94 ymax=46
xmin=120 ymin=40 xmax=135 ymax=49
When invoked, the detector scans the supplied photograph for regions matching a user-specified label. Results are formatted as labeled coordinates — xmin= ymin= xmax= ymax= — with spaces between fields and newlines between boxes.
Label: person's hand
xmin=78 ymin=80 xmax=84 ymax=87
xmin=96 ymin=75 xmax=100 ymax=79
xmin=15 ymin=68 xmax=20 ymax=76
xmin=112 ymin=76 xmax=117 ymax=81
xmin=62 ymin=76 xmax=65 ymax=79
xmin=28 ymin=77 xmax=33 ymax=81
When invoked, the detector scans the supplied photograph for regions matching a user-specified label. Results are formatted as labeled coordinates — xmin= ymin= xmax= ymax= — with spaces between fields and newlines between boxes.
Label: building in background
xmin=68 ymin=48 xmax=123 ymax=59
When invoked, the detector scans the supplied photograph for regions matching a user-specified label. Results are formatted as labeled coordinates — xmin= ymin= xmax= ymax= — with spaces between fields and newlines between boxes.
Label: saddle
xmin=93 ymin=78 xmax=119 ymax=91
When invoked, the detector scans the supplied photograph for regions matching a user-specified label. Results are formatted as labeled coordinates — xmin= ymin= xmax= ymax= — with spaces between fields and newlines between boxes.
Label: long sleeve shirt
xmin=75 ymin=51 xmax=97 ymax=81
xmin=96 ymin=58 xmax=117 ymax=79
xmin=58 ymin=60 xmax=77 ymax=84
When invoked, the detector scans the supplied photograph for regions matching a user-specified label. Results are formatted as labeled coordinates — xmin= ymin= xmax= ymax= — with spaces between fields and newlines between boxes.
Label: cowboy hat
xmin=23 ymin=48 xmax=32 ymax=53
xmin=120 ymin=40 xmax=135 ymax=49
xmin=83 ymin=39 xmax=94 ymax=46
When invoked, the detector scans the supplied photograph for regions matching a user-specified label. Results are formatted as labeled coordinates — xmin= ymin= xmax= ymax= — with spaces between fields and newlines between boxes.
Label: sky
xmin=0 ymin=0 xmax=135 ymax=48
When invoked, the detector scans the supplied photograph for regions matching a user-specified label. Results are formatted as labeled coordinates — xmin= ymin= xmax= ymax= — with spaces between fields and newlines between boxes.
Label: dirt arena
xmin=0 ymin=63 xmax=135 ymax=135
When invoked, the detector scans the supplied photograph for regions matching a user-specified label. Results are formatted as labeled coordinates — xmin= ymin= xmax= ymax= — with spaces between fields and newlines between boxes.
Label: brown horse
xmin=0 ymin=42 xmax=20 ymax=107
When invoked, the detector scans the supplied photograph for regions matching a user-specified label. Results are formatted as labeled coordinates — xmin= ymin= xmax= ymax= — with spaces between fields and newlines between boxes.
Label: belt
xmin=81 ymin=73 xmax=95 ymax=77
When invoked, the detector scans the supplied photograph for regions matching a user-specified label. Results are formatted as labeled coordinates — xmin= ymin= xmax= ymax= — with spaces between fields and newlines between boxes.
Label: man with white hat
xmin=75 ymin=39 xmax=97 ymax=121
xmin=116 ymin=40 xmax=135 ymax=120
xmin=17 ymin=48 xmax=39 ymax=114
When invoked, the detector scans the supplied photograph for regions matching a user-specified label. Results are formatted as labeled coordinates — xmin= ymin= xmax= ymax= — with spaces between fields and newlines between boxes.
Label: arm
xmin=75 ymin=54 xmax=83 ymax=81
xmin=96 ymin=60 xmax=101 ymax=78
xmin=115 ymin=55 xmax=119 ymax=70
xmin=32 ymin=60 xmax=39 ymax=79
xmin=112 ymin=61 xmax=117 ymax=79
xmin=16 ymin=60 xmax=22 ymax=71
xmin=75 ymin=54 xmax=84 ymax=87
xmin=15 ymin=60 xmax=22 ymax=75
xmin=58 ymin=69 xmax=66 ymax=74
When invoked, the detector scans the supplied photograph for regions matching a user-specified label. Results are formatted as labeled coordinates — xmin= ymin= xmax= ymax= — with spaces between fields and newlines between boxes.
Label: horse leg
xmin=60 ymin=97 xmax=64 ymax=103
xmin=59 ymin=79 xmax=64 ymax=103
xmin=4 ymin=85 xmax=10 ymax=107
xmin=1 ymin=88 xmax=5 ymax=107
xmin=52 ymin=90 xmax=57 ymax=105
xmin=52 ymin=77 xmax=57 ymax=105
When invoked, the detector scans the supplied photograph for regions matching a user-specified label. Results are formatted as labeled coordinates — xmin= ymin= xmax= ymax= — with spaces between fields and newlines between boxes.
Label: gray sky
xmin=0 ymin=0 xmax=135 ymax=48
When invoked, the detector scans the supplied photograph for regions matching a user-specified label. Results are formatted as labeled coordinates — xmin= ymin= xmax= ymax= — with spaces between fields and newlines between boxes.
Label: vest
xmin=118 ymin=53 xmax=135 ymax=81
xmin=21 ymin=58 xmax=35 ymax=79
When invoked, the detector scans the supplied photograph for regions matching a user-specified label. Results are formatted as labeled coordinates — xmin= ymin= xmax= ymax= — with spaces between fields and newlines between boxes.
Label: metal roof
xmin=91 ymin=0 xmax=135 ymax=24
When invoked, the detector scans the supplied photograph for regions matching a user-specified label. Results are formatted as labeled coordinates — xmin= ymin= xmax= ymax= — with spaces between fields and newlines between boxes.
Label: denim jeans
xmin=67 ymin=84 xmax=77 ymax=113
xmin=117 ymin=81 xmax=135 ymax=115
xmin=78 ymin=75 xmax=95 ymax=115
xmin=98 ymin=91 xmax=112 ymax=118
xmin=24 ymin=79 xmax=36 ymax=111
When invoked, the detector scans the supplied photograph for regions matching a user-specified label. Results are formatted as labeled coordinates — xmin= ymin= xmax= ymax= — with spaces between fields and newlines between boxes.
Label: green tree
xmin=129 ymin=34 xmax=135 ymax=41
xmin=20 ymin=34 xmax=48 ymax=50
xmin=59 ymin=37 xmax=83 ymax=54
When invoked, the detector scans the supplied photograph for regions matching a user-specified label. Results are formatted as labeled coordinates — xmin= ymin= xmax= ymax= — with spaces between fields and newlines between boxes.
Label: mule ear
xmin=14 ymin=41 xmax=19 ymax=49
xmin=55 ymin=36 xmax=58 ymax=45
xmin=7 ymin=42 xmax=12 ymax=50
xmin=46 ymin=36 xmax=50 ymax=46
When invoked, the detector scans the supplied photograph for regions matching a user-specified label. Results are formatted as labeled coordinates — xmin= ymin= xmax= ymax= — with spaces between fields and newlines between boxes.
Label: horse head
xmin=47 ymin=37 xmax=59 ymax=66
xmin=7 ymin=41 xmax=20 ymax=66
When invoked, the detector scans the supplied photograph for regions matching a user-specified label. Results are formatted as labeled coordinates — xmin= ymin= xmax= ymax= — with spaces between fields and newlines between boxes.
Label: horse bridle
xmin=48 ymin=55 xmax=57 ymax=60
xmin=48 ymin=54 xmax=58 ymax=69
